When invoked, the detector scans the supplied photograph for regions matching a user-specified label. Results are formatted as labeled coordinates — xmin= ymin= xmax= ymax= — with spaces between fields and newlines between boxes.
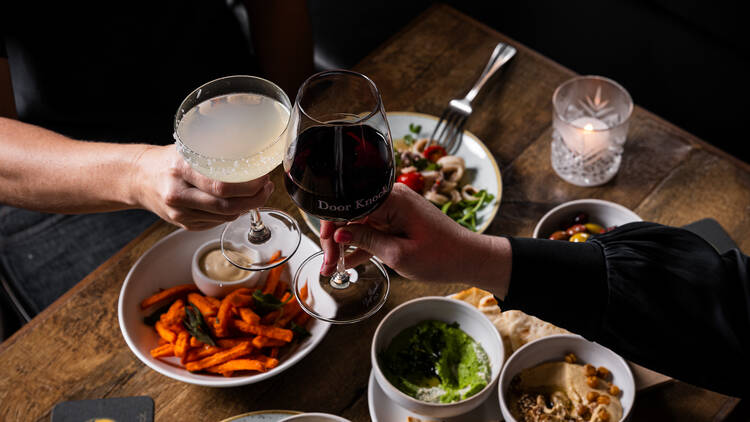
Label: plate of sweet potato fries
xmin=118 ymin=225 xmax=329 ymax=387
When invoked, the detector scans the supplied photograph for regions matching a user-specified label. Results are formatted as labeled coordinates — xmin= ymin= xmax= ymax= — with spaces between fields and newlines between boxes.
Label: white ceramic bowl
xmin=371 ymin=296 xmax=505 ymax=418
xmin=191 ymin=239 xmax=265 ymax=297
xmin=499 ymin=334 xmax=635 ymax=422
xmin=279 ymin=413 xmax=350 ymax=422
xmin=533 ymin=198 xmax=642 ymax=239
xmin=118 ymin=225 xmax=330 ymax=387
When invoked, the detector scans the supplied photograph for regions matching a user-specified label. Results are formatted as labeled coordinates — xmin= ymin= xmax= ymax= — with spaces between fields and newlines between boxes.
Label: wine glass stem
xmin=247 ymin=208 xmax=271 ymax=244
xmin=330 ymin=243 xmax=350 ymax=289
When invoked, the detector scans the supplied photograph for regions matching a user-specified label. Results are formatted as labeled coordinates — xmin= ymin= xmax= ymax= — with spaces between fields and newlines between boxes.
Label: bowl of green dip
xmin=371 ymin=296 xmax=504 ymax=417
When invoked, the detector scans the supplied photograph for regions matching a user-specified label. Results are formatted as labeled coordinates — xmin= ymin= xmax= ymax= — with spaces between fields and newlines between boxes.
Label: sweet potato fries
xmin=140 ymin=256 xmax=311 ymax=377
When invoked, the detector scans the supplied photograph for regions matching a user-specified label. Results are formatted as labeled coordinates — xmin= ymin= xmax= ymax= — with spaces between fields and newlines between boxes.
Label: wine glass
xmin=174 ymin=75 xmax=301 ymax=271
xmin=283 ymin=70 xmax=394 ymax=324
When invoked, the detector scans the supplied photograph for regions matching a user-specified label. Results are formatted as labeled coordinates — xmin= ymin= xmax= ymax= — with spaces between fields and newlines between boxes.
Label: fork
xmin=429 ymin=42 xmax=517 ymax=153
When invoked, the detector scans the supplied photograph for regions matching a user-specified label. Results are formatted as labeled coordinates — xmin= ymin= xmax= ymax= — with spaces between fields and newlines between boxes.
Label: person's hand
xmin=320 ymin=183 xmax=511 ymax=292
xmin=132 ymin=145 xmax=274 ymax=230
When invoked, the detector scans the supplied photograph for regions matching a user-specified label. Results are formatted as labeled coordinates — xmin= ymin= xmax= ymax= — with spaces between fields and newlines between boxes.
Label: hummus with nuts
xmin=508 ymin=361 xmax=623 ymax=422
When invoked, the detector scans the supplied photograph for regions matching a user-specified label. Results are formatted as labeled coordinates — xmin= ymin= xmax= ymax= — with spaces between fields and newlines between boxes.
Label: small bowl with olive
xmin=533 ymin=199 xmax=642 ymax=242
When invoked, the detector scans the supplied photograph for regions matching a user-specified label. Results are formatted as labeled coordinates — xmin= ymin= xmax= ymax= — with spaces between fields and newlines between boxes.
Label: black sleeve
xmin=501 ymin=222 xmax=750 ymax=398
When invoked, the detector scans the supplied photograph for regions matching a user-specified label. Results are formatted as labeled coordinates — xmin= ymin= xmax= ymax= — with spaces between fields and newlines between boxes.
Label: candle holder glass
xmin=551 ymin=75 xmax=633 ymax=186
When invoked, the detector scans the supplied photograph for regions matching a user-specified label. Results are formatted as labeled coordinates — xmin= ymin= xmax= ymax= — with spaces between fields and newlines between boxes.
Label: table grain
xmin=1 ymin=4 xmax=747 ymax=421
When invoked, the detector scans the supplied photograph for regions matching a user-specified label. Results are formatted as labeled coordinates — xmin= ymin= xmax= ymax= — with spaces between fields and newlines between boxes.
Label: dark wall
xmin=309 ymin=0 xmax=750 ymax=163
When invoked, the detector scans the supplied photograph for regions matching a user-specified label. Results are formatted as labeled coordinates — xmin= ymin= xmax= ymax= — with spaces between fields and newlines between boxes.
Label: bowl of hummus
xmin=371 ymin=296 xmax=505 ymax=418
xmin=499 ymin=334 xmax=635 ymax=422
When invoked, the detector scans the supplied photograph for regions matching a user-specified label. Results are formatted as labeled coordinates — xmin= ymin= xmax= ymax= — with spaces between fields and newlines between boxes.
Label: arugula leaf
xmin=440 ymin=190 xmax=494 ymax=232
xmin=408 ymin=123 xmax=422 ymax=134
xmin=413 ymin=158 xmax=439 ymax=171
xmin=183 ymin=303 xmax=216 ymax=346
xmin=290 ymin=321 xmax=311 ymax=341
xmin=403 ymin=134 xmax=415 ymax=146
xmin=252 ymin=290 xmax=293 ymax=316
xmin=143 ymin=303 xmax=171 ymax=326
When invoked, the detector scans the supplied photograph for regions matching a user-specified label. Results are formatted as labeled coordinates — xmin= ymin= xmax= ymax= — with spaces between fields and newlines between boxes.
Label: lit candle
xmin=560 ymin=117 xmax=609 ymax=157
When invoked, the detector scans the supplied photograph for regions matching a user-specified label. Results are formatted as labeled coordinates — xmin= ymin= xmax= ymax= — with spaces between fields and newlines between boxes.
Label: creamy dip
xmin=379 ymin=320 xmax=491 ymax=404
xmin=508 ymin=361 xmax=623 ymax=422
xmin=199 ymin=248 xmax=252 ymax=281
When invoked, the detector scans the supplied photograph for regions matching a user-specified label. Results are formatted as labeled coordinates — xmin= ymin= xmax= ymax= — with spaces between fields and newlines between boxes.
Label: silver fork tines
xmin=429 ymin=42 xmax=517 ymax=154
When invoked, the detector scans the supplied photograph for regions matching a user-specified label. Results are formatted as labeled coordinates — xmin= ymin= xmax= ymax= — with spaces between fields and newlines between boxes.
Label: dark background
xmin=310 ymin=0 xmax=750 ymax=164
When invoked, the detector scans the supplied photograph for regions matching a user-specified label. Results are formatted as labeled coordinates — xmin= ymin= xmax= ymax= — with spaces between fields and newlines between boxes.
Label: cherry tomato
xmin=397 ymin=172 xmax=425 ymax=192
xmin=423 ymin=145 xmax=447 ymax=162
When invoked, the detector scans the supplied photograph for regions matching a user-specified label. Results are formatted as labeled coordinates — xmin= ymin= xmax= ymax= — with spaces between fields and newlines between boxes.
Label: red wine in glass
xmin=285 ymin=124 xmax=394 ymax=221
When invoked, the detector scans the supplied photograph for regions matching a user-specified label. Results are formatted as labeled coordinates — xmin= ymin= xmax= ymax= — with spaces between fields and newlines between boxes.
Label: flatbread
xmin=451 ymin=287 xmax=570 ymax=359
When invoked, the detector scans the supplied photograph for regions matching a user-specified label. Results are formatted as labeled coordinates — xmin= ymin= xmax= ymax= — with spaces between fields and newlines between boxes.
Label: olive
xmin=549 ymin=230 xmax=569 ymax=241
xmin=569 ymin=232 xmax=591 ymax=242
xmin=565 ymin=224 xmax=587 ymax=236
xmin=573 ymin=212 xmax=589 ymax=225
xmin=585 ymin=223 xmax=605 ymax=234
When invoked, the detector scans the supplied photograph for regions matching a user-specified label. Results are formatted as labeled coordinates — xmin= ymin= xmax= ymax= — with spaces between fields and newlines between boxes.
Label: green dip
xmin=379 ymin=320 xmax=491 ymax=403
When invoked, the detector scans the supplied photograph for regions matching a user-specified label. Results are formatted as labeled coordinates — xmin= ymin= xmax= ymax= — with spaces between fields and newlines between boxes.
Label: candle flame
xmin=584 ymin=123 xmax=594 ymax=132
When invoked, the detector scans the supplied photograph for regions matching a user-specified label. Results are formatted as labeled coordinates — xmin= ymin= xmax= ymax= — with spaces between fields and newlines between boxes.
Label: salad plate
xmin=219 ymin=410 xmax=302 ymax=421
xmin=368 ymin=370 xmax=503 ymax=422
xmin=300 ymin=111 xmax=502 ymax=236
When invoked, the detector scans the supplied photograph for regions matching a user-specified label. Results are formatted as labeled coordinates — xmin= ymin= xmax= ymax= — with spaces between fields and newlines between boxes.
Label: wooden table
xmin=1 ymin=4 xmax=747 ymax=421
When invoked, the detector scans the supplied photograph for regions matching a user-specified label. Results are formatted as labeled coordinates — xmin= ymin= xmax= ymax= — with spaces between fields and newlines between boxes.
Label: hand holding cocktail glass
xmin=174 ymin=75 xmax=301 ymax=271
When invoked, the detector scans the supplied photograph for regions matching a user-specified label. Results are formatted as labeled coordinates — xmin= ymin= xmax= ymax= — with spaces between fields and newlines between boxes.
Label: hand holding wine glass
xmin=318 ymin=183 xmax=511 ymax=297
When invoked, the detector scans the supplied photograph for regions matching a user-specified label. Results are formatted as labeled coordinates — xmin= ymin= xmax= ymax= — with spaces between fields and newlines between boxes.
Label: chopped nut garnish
xmin=564 ymin=353 xmax=577 ymax=364
xmin=586 ymin=391 xmax=599 ymax=402
xmin=609 ymin=385 xmax=621 ymax=396
xmin=598 ymin=408 xmax=611 ymax=421
xmin=584 ymin=363 xmax=597 ymax=377
xmin=597 ymin=395 xmax=611 ymax=405
xmin=577 ymin=404 xmax=590 ymax=418
xmin=597 ymin=366 xmax=611 ymax=380
xmin=586 ymin=375 xmax=599 ymax=388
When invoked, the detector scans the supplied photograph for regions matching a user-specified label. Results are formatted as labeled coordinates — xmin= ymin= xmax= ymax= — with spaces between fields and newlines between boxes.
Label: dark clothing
xmin=0 ymin=1 xmax=257 ymax=320
xmin=0 ymin=207 xmax=158 ymax=315
xmin=2 ymin=0 xmax=255 ymax=143
xmin=504 ymin=222 xmax=750 ymax=398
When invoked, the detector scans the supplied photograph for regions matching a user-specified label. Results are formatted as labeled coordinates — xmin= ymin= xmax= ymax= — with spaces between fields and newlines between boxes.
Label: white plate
xmin=220 ymin=410 xmax=302 ymax=422
xmin=368 ymin=370 xmax=503 ymax=422
xmin=300 ymin=111 xmax=503 ymax=236
xmin=118 ymin=225 xmax=330 ymax=387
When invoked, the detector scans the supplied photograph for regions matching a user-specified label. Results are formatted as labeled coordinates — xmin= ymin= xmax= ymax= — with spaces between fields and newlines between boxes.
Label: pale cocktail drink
xmin=176 ymin=93 xmax=290 ymax=183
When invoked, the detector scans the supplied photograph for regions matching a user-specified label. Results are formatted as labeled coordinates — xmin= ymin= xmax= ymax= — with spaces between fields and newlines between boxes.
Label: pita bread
xmin=451 ymin=287 xmax=570 ymax=359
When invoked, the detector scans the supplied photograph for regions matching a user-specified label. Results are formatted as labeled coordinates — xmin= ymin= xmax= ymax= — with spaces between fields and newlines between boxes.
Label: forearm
xmin=0 ymin=117 xmax=146 ymax=213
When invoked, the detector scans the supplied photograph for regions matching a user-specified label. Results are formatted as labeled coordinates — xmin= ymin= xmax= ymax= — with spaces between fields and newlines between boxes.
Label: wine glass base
xmin=247 ymin=226 xmax=272 ymax=244
xmin=294 ymin=250 xmax=389 ymax=324
xmin=329 ymin=269 xmax=356 ymax=289
xmin=221 ymin=207 xmax=302 ymax=271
